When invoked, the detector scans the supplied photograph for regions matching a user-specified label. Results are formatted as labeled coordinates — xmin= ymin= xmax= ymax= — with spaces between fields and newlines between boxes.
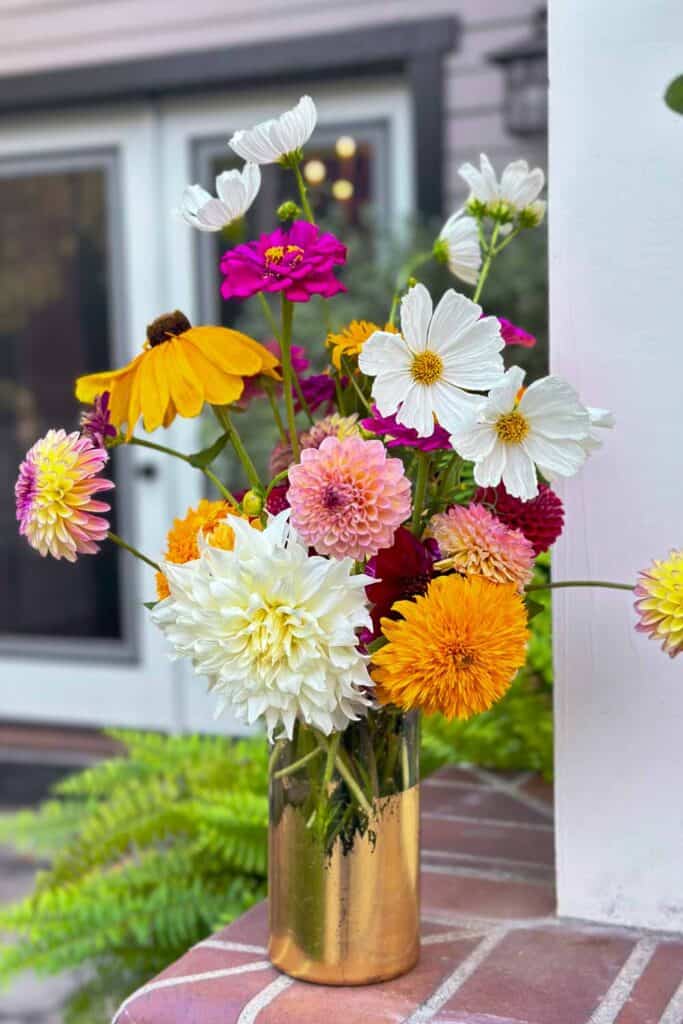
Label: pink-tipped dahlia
xmin=15 ymin=429 xmax=114 ymax=561
xmin=287 ymin=435 xmax=411 ymax=560
xmin=634 ymin=550 xmax=683 ymax=658
xmin=427 ymin=502 xmax=535 ymax=589
xmin=79 ymin=391 xmax=117 ymax=447
xmin=475 ymin=482 xmax=564 ymax=555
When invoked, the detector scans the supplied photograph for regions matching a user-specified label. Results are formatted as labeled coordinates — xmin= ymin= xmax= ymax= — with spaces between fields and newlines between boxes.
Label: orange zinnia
xmin=155 ymin=498 xmax=261 ymax=600
xmin=372 ymin=574 xmax=528 ymax=719
xmin=75 ymin=310 xmax=280 ymax=436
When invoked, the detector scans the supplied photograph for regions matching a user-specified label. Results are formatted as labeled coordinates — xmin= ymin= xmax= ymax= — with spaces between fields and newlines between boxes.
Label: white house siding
xmin=0 ymin=0 xmax=546 ymax=215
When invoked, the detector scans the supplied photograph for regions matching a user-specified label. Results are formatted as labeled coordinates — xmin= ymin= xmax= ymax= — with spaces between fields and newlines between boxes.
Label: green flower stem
xmin=263 ymin=379 xmax=287 ymax=441
xmin=492 ymin=226 xmax=523 ymax=256
xmin=279 ymin=296 xmax=300 ymax=460
xmin=291 ymin=370 xmax=314 ymax=425
xmin=334 ymin=372 xmax=347 ymax=416
xmin=257 ymin=292 xmax=281 ymax=340
xmin=526 ymin=580 xmax=635 ymax=593
xmin=292 ymin=162 xmax=315 ymax=223
xmin=107 ymin=531 xmax=160 ymax=572
xmin=268 ymin=739 xmax=287 ymax=776
xmin=315 ymin=732 xmax=341 ymax=833
xmin=411 ymin=451 xmax=431 ymax=534
xmin=334 ymin=750 xmax=373 ymax=817
xmin=472 ymin=222 xmax=501 ymax=304
xmin=126 ymin=436 xmax=236 ymax=503
xmin=273 ymin=744 xmax=324 ymax=780
xmin=340 ymin=355 xmax=372 ymax=412
xmin=213 ymin=406 xmax=262 ymax=491
xmin=265 ymin=468 xmax=291 ymax=499
xmin=381 ymin=731 xmax=400 ymax=790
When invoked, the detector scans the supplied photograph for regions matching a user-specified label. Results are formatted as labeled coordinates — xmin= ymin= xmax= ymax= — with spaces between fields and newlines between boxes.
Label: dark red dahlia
xmin=365 ymin=527 xmax=440 ymax=637
xmin=265 ymin=482 xmax=290 ymax=515
xmin=475 ymin=482 xmax=564 ymax=555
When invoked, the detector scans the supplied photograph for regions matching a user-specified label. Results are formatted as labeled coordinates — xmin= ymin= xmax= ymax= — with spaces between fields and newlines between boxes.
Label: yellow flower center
xmin=264 ymin=244 xmax=304 ymax=267
xmin=410 ymin=350 xmax=443 ymax=386
xmin=495 ymin=410 xmax=529 ymax=444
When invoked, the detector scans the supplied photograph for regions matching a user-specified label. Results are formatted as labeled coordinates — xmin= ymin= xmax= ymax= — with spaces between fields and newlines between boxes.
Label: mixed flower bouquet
xmin=15 ymin=96 xmax=681 ymax=856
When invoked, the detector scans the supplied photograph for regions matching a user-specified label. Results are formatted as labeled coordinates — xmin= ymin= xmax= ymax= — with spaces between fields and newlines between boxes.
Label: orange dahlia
xmin=155 ymin=498 xmax=260 ymax=599
xmin=372 ymin=574 xmax=529 ymax=719
xmin=76 ymin=310 xmax=280 ymax=437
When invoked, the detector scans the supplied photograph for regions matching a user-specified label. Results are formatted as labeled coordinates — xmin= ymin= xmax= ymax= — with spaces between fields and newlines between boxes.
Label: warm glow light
xmin=335 ymin=135 xmax=357 ymax=158
xmin=303 ymin=159 xmax=326 ymax=185
xmin=332 ymin=179 xmax=354 ymax=201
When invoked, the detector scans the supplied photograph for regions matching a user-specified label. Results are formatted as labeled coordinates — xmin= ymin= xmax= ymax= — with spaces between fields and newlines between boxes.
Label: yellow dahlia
xmin=155 ymin=498 xmax=259 ymax=600
xmin=75 ymin=311 xmax=280 ymax=437
xmin=634 ymin=550 xmax=683 ymax=657
xmin=372 ymin=574 xmax=528 ymax=719
xmin=327 ymin=319 xmax=397 ymax=371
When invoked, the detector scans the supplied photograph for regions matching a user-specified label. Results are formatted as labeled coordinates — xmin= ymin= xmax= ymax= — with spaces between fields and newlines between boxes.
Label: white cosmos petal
xmin=500 ymin=160 xmax=545 ymax=207
xmin=371 ymin=368 xmax=413 ymax=416
xmin=587 ymin=406 xmax=615 ymax=428
xmin=451 ymin=420 xmax=497 ymax=461
xmin=431 ymin=383 xmax=484 ymax=434
xmin=400 ymin=283 xmax=433 ymax=352
xmin=501 ymin=445 xmax=539 ymax=500
xmin=439 ymin=319 xmax=505 ymax=390
xmin=522 ymin=433 xmax=587 ymax=477
xmin=427 ymin=289 xmax=482 ymax=351
xmin=479 ymin=154 xmax=500 ymax=199
xmin=395 ymin=384 xmax=434 ymax=436
xmin=480 ymin=366 xmax=525 ymax=420
xmin=358 ymin=331 xmax=411 ymax=375
xmin=177 ymin=164 xmax=260 ymax=232
xmin=229 ymin=96 xmax=317 ymax=164
xmin=438 ymin=210 xmax=481 ymax=285
xmin=473 ymin=440 xmax=507 ymax=488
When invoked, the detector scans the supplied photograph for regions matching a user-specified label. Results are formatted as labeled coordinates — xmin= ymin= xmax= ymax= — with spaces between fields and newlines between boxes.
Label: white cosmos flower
xmin=177 ymin=164 xmax=261 ymax=232
xmin=459 ymin=153 xmax=546 ymax=221
xmin=151 ymin=511 xmax=373 ymax=739
xmin=229 ymin=95 xmax=317 ymax=164
xmin=450 ymin=366 xmax=596 ymax=501
xmin=358 ymin=283 xmax=505 ymax=438
xmin=437 ymin=209 xmax=482 ymax=285
xmin=581 ymin=406 xmax=615 ymax=452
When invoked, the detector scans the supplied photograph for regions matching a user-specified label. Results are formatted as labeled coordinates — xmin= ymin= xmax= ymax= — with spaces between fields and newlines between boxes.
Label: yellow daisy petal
xmin=139 ymin=345 xmax=169 ymax=433
xmin=182 ymin=342 xmax=245 ymax=406
xmin=165 ymin=338 xmax=205 ymax=418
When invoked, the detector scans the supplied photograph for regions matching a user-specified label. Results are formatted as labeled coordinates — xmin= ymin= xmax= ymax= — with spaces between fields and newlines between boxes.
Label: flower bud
xmin=518 ymin=200 xmax=546 ymax=229
xmin=432 ymin=238 xmax=450 ymax=264
xmin=465 ymin=196 xmax=487 ymax=218
xmin=277 ymin=200 xmax=303 ymax=223
xmin=242 ymin=489 xmax=264 ymax=516
xmin=486 ymin=199 xmax=514 ymax=223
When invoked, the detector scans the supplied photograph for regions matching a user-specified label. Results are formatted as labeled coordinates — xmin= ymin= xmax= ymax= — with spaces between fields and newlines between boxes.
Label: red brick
xmin=158 ymin=946 xmax=267 ymax=981
xmin=430 ymin=765 xmax=485 ymax=786
xmin=116 ymin=962 xmax=279 ymax=1024
xmin=615 ymin=941 xmax=683 ymax=1024
xmin=422 ymin=783 xmax=550 ymax=824
xmin=422 ymin=814 xmax=555 ymax=867
xmin=258 ymin=936 xmax=480 ymax=1023
xmin=438 ymin=927 xmax=635 ymax=1024
xmin=422 ymin=872 xmax=556 ymax=921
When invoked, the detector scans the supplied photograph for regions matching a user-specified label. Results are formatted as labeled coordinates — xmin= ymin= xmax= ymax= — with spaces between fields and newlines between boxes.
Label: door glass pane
xmin=194 ymin=123 xmax=388 ymax=494
xmin=0 ymin=161 xmax=122 ymax=641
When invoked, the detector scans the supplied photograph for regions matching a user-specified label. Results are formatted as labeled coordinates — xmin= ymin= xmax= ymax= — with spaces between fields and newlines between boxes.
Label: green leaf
xmin=665 ymin=75 xmax=683 ymax=114
xmin=188 ymin=431 xmax=230 ymax=469
xmin=524 ymin=597 xmax=546 ymax=621
xmin=143 ymin=600 xmax=158 ymax=611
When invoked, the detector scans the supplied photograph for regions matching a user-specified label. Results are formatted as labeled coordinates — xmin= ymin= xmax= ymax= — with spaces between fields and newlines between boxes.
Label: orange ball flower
xmin=155 ymin=498 xmax=259 ymax=600
xmin=372 ymin=574 xmax=529 ymax=719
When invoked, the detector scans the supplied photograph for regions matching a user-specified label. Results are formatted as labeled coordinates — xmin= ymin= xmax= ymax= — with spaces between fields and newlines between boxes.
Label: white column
xmin=549 ymin=0 xmax=683 ymax=931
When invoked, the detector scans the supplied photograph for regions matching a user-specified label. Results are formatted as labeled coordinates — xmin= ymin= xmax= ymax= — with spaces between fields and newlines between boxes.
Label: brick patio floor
xmin=112 ymin=765 xmax=683 ymax=1024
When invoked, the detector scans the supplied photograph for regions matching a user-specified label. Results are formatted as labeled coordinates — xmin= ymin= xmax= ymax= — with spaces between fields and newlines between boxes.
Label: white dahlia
xmin=151 ymin=511 xmax=373 ymax=738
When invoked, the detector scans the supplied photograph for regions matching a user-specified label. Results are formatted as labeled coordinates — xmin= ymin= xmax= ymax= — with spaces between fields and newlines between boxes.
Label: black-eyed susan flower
xmin=75 ymin=311 xmax=280 ymax=436
xmin=371 ymin=574 xmax=528 ymax=719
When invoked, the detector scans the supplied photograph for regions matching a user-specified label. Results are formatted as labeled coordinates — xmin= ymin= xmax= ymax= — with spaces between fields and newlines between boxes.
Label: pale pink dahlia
xmin=427 ymin=502 xmax=535 ymax=589
xmin=268 ymin=413 xmax=360 ymax=477
xmin=634 ymin=550 xmax=683 ymax=658
xmin=15 ymin=429 xmax=114 ymax=561
xmin=287 ymin=435 xmax=411 ymax=560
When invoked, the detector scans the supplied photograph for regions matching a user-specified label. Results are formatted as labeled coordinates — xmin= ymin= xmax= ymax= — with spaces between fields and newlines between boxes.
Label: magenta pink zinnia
xmin=220 ymin=220 xmax=346 ymax=303
xmin=15 ymin=429 xmax=114 ymax=561
xmin=287 ymin=435 xmax=411 ymax=560
xmin=79 ymin=391 xmax=117 ymax=447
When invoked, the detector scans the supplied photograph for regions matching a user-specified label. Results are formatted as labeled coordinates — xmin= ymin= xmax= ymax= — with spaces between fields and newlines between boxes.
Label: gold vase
xmin=268 ymin=710 xmax=420 ymax=985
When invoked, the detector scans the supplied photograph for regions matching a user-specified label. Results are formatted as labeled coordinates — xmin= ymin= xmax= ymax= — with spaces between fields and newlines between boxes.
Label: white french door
xmin=0 ymin=79 xmax=414 ymax=732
